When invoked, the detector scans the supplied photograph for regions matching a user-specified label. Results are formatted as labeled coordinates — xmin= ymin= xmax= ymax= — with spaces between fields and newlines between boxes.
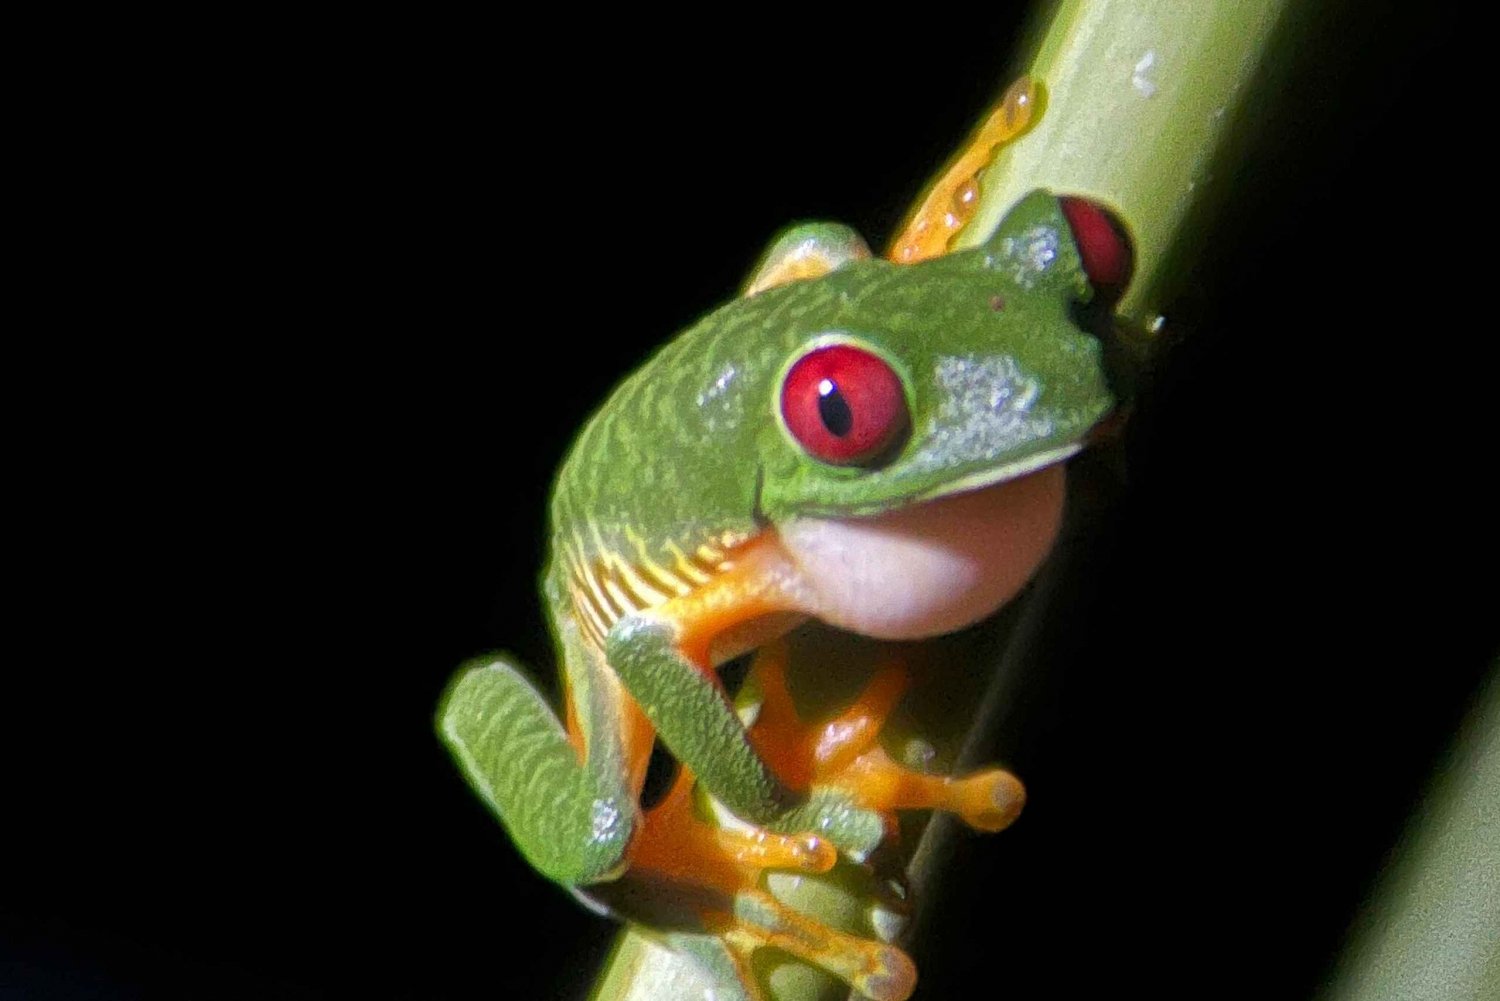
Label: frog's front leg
xmin=438 ymin=651 xmax=639 ymax=886
xmin=603 ymin=534 xmax=923 ymax=997
xmin=605 ymin=533 xmax=810 ymax=825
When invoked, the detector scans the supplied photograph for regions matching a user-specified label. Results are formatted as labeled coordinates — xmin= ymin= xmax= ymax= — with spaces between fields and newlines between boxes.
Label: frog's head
xmin=754 ymin=189 xmax=1132 ymax=522
xmin=744 ymin=189 xmax=1132 ymax=639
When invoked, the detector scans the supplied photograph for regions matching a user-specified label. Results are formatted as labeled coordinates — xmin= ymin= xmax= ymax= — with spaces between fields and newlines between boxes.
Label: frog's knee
xmin=743 ymin=222 xmax=872 ymax=296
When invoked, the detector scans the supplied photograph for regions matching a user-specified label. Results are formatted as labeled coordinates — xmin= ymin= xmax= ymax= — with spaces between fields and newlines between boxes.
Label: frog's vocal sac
xmin=439 ymin=188 xmax=1133 ymax=1001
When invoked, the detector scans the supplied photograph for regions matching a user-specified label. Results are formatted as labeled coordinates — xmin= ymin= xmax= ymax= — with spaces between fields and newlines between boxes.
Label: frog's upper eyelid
xmin=1058 ymin=196 xmax=1133 ymax=293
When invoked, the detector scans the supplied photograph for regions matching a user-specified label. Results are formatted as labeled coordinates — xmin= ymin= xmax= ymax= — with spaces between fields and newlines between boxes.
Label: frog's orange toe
xmin=855 ymin=945 xmax=918 ymax=1001
xmin=724 ymin=888 xmax=918 ymax=1001
xmin=631 ymin=762 xmax=840 ymax=891
xmin=949 ymin=767 xmax=1027 ymax=832
xmin=718 ymin=826 xmax=837 ymax=874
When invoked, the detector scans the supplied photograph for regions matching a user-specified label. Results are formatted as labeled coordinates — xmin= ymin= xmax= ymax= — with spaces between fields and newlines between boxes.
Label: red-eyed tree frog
xmin=438 ymin=81 xmax=1134 ymax=1001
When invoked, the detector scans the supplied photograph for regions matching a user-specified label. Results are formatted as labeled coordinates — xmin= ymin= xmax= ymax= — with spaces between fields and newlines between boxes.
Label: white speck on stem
xmin=1132 ymin=50 xmax=1158 ymax=98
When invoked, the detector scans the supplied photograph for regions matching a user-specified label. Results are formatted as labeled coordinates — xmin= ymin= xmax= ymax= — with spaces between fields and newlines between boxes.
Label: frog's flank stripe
xmin=561 ymin=537 xmax=592 ymax=593
xmin=567 ymin=526 xmax=594 ymax=578
xmin=583 ymin=535 xmax=636 ymax=618
xmin=591 ymin=573 xmax=625 ymax=619
xmin=664 ymin=541 xmax=713 ymax=586
xmin=568 ymin=538 xmax=622 ymax=629
xmin=561 ymin=527 xmax=749 ymax=658
xmin=625 ymin=529 xmax=693 ymax=598
xmin=604 ymin=551 xmax=670 ymax=608
xmin=583 ymin=573 xmax=627 ymax=622
xmin=571 ymin=565 xmax=630 ymax=650
xmin=563 ymin=567 xmax=610 ymax=649
xmin=601 ymin=577 xmax=636 ymax=617
xmin=569 ymin=579 xmax=611 ymax=648
xmin=563 ymin=553 xmax=621 ymax=648
xmin=555 ymin=509 xmax=751 ymax=659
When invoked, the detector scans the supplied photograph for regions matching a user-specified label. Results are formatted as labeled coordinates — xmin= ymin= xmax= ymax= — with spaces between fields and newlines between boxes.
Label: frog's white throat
xmin=776 ymin=464 xmax=1066 ymax=640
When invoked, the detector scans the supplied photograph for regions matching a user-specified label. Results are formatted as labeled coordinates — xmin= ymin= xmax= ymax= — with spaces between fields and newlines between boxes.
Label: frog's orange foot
xmin=721 ymin=888 xmax=916 ymax=1001
xmin=888 ymin=76 xmax=1040 ymax=263
xmin=746 ymin=639 xmax=1026 ymax=834
xmin=618 ymin=761 xmax=916 ymax=1000
xmin=831 ymin=746 xmax=1026 ymax=832
xmin=630 ymin=762 xmax=835 ymax=889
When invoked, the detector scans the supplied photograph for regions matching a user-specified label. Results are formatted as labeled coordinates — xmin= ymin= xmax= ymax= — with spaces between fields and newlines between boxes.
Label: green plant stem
xmin=1318 ymin=665 xmax=1500 ymax=1001
xmin=593 ymin=2 xmax=1298 ymax=998
xmin=963 ymin=0 xmax=1292 ymax=325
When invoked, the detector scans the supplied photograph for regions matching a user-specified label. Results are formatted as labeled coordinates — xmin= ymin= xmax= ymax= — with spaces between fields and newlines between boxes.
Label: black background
xmin=5 ymin=4 xmax=1494 ymax=1000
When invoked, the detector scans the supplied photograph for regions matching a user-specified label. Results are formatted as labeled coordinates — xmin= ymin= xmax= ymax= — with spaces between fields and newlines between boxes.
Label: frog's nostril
xmin=1059 ymin=196 xmax=1133 ymax=294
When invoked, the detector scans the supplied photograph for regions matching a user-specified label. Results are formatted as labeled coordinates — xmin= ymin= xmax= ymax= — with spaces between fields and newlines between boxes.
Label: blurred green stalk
xmin=959 ymin=0 xmax=1290 ymax=325
xmin=594 ymin=2 xmax=1299 ymax=998
xmin=1319 ymin=665 xmax=1500 ymax=1001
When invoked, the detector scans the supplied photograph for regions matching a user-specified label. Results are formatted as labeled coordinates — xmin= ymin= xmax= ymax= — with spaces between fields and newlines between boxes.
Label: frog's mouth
xmin=775 ymin=464 xmax=1068 ymax=640
xmin=903 ymin=440 xmax=1084 ymax=506
xmin=771 ymin=439 xmax=1080 ymax=520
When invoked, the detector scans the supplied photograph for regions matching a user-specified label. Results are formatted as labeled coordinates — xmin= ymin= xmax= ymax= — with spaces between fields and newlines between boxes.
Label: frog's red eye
xmin=1060 ymin=196 xmax=1133 ymax=292
xmin=780 ymin=343 xmax=909 ymax=466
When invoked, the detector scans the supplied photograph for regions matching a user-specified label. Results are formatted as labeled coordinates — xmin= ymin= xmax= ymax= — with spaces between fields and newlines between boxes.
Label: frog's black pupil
xmin=818 ymin=384 xmax=853 ymax=437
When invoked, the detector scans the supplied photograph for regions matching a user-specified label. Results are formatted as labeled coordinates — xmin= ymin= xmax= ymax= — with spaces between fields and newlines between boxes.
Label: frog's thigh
xmin=437 ymin=654 xmax=635 ymax=886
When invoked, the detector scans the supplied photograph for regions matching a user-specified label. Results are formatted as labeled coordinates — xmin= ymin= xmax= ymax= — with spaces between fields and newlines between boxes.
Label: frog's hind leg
xmin=629 ymin=754 xmax=837 ymax=890
xmin=887 ymin=75 xmax=1040 ymax=263
xmin=747 ymin=640 xmax=1026 ymax=834
xmin=595 ymin=537 xmax=932 ymax=999
xmin=741 ymin=223 xmax=871 ymax=296
xmin=437 ymin=654 xmax=638 ymax=886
